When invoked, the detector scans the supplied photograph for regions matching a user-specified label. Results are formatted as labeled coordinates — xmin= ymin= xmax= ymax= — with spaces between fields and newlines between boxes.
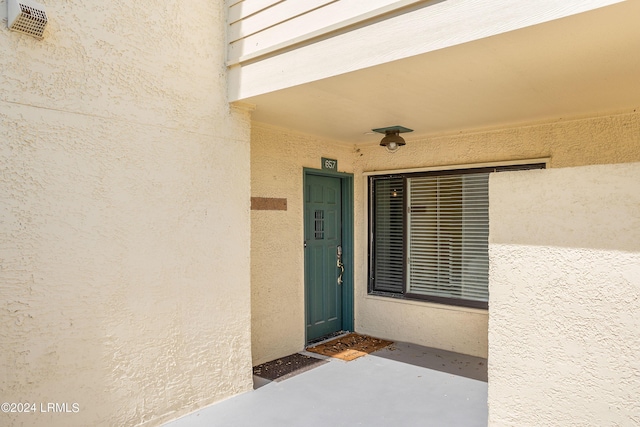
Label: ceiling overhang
xmin=238 ymin=1 xmax=640 ymax=144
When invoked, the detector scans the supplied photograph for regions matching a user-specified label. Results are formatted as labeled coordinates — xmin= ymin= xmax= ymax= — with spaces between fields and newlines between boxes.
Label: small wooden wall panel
xmin=251 ymin=197 xmax=288 ymax=211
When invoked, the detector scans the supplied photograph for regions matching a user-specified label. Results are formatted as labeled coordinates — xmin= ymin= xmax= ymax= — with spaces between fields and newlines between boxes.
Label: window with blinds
xmin=369 ymin=163 xmax=545 ymax=309
xmin=406 ymin=173 xmax=489 ymax=304
xmin=371 ymin=177 xmax=404 ymax=293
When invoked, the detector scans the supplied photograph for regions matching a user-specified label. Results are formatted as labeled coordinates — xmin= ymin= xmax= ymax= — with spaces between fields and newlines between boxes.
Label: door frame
xmin=303 ymin=168 xmax=354 ymax=344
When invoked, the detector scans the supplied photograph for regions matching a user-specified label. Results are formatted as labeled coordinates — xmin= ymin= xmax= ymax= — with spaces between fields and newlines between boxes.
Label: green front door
xmin=305 ymin=174 xmax=343 ymax=342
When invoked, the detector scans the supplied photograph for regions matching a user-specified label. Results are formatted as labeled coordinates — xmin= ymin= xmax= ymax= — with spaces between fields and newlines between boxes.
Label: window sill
xmin=364 ymin=293 xmax=488 ymax=314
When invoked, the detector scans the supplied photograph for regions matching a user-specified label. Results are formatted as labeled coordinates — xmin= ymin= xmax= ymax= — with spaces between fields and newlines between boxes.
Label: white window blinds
xmin=369 ymin=162 xmax=544 ymax=308
xmin=406 ymin=173 xmax=489 ymax=302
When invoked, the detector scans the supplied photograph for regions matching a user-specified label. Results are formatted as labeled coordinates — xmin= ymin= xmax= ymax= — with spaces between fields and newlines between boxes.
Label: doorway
xmin=303 ymin=169 xmax=353 ymax=343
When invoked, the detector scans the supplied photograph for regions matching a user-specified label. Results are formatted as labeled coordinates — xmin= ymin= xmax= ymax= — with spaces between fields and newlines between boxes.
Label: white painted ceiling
xmin=242 ymin=1 xmax=640 ymax=144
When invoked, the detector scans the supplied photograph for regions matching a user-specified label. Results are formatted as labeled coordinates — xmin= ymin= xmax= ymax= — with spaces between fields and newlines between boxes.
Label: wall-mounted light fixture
xmin=372 ymin=126 xmax=413 ymax=153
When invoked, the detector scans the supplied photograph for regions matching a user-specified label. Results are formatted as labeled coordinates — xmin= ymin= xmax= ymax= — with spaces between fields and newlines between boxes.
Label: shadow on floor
xmin=165 ymin=341 xmax=488 ymax=427
xmin=372 ymin=341 xmax=488 ymax=382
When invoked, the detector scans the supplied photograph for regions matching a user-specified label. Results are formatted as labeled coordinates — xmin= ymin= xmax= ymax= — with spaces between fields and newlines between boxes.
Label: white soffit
xmin=237 ymin=0 xmax=640 ymax=143
xmin=228 ymin=0 xmax=625 ymax=101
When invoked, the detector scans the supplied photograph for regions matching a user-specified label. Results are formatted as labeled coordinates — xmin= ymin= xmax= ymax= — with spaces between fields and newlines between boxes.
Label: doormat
xmin=306 ymin=333 xmax=393 ymax=361
xmin=253 ymin=353 xmax=328 ymax=382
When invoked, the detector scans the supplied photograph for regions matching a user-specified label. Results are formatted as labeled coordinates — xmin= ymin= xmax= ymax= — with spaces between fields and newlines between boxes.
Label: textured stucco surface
xmin=250 ymin=124 xmax=354 ymax=365
xmin=488 ymin=163 xmax=640 ymax=426
xmin=251 ymin=112 xmax=640 ymax=363
xmin=352 ymin=111 xmax=640 ymax=358
xmin=356 ymin=296 xmax=488 ymax=357
xmin=1 ymin=2 xmax=252 ymax=426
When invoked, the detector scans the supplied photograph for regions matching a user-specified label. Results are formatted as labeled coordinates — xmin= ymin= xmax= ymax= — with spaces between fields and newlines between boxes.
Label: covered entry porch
xmin=165 ymin=340 xmax=488 ymax=427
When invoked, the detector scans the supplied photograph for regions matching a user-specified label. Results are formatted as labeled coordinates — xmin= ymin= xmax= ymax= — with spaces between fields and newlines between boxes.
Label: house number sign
xmin=321 ymin=157 xmax=338 ymax=171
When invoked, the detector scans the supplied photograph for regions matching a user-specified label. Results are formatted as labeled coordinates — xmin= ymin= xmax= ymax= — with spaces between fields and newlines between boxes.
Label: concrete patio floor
xmin=164 ymin=341 xmax=488 ymax=427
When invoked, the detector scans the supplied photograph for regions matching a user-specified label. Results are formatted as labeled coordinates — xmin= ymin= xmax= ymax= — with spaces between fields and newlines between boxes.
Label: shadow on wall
xmin=487 ymin=161 xmax=640 ymax=426
xmin=489 ymin=162 xmax=640 ymax=253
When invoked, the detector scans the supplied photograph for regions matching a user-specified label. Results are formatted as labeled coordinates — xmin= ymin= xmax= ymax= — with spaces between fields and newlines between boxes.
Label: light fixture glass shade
xmin=380 ymin=130 xmax=406 ymax=153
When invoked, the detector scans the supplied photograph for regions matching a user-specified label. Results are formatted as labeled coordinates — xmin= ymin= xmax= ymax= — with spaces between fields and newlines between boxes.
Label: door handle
xmin=337 ymin=245 xmax=344 ymax=285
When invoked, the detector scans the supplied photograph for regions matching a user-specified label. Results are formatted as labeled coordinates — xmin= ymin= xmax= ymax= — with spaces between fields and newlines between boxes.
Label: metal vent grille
xmin=8 ymin=0 xmax=48 ymax=40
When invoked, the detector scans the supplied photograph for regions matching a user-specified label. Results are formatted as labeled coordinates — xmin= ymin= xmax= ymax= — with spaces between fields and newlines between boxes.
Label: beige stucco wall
xmin=488 ymin=162 xmax=640 ymax=426
xmin=251 ymin=111 xmax=640 ymax=363
xmin=1 ymin=2 xmax=252 ymax=426
xmin=353 ymin=111 xmax=640 ymax=358
xmin=250 ymin=123 xmax=354 ymax=365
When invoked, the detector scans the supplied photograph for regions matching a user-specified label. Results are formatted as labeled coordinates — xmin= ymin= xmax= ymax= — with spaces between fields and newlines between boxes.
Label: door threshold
xmin=306 ymin=330 xmax=350 ymax=347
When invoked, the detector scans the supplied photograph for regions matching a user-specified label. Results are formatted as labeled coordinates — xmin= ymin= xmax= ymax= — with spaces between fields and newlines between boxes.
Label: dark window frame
xmin=368 ymin=163 xmax=546 ymax=309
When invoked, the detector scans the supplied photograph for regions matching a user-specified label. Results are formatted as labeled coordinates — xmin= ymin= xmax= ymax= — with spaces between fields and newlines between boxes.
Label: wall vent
xmin=8 ymin=0 xmax=48 ymax=40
